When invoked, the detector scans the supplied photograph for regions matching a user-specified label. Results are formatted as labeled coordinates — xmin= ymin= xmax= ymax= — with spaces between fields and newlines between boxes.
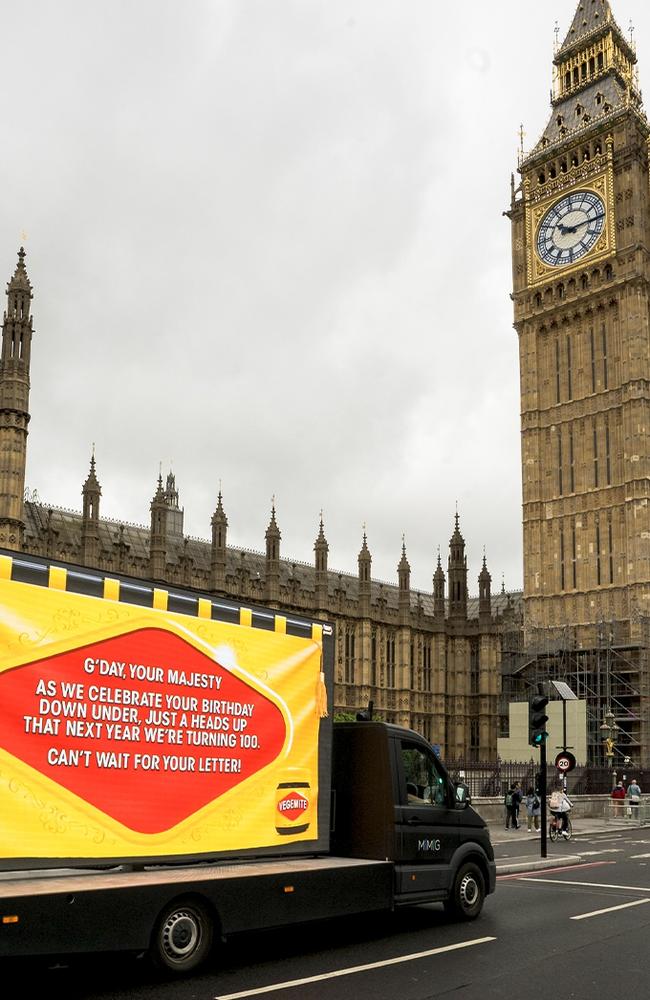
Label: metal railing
xmin=446 ymin=758 xmax=649 ymax=799
xmin=606 ymin=798 xmax=650 ymax=824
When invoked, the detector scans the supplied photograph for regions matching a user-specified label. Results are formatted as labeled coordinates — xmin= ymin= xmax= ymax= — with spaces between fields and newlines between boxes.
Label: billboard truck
xmin=0 ymin=549 xmax=495 ymax=974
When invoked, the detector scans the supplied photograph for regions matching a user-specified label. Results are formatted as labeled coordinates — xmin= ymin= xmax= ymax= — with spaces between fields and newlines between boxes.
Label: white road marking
xmin=519 ymin=877 xmax=650 ymax=892
xmin=630 ymin=854 xmax=650 ymax=859
xmin=213 ymin=936 xmax=497 ymax=999
xmin=571 ymin=899 xmax=650 ymax=920
xmin=576 ymin=849 xmax=623 ymax=856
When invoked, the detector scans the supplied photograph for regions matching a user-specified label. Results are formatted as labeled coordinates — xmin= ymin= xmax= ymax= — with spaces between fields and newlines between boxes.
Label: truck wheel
xmin=444 ymin=862 xmax=485 ymax=921
xmin=151 ymin=898 xmax=214 ymax=974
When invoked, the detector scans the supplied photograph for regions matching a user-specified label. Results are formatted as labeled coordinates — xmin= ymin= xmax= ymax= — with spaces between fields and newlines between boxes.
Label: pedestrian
xmin=627 ymin=778 xmax=642 ymax=818
xmin=524 ymin=786 xmax=541 ymax=832
xmin=611 ymin=780 xmax=626 ymax=817
xmin=548 ymin=783 xmax=572 ymax=838
xmin=504 ymin=780 xmax=522 ymax=829
xmin=512 ymin=781 xmax=523 ymax=828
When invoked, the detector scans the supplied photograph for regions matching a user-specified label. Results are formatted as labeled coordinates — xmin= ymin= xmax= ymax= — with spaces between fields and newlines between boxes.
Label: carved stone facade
xmin=510 ymin=1 xmax=650 ymax=644
xmin=507 ymin=1 xmax=650 ymax=764
xmin=0 ymin=248 xmax=31 ymax=551
xmin=0 ymin=249 xmax=510 ymax=760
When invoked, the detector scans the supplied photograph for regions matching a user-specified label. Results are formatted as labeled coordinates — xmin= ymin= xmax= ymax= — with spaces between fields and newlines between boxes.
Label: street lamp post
xmin=600 ymin=708 xmax=619 ymax=790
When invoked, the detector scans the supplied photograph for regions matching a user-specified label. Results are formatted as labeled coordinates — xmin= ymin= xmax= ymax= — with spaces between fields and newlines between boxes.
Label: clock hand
xmin=557 ymin=212 xmax=605 ymax=236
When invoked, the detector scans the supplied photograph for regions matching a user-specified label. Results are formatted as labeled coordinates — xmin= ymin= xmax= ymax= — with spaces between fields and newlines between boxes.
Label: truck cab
xmin=331 ymin=721 xmax=496 ymax=917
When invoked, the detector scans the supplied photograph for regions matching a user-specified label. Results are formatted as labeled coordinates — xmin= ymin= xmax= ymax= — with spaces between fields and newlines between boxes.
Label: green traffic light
xmin=528 ymin=693 xmax=550 ymax=748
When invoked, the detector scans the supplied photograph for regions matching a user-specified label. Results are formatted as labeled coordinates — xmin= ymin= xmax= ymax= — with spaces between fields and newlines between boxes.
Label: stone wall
xmin=472 ymin=794 xmax=617 ymax=824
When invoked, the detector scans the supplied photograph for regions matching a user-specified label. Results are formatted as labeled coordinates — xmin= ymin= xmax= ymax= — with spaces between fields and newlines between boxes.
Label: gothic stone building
xmin=0 ymin=249 xmax=509 ymax=760
xmin=508 ymin=0 xmax=650 ymax=765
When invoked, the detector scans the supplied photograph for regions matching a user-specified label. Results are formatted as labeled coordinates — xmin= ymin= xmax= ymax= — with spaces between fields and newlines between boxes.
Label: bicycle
xmin=548 ymin=812 xmax=572 ymax=841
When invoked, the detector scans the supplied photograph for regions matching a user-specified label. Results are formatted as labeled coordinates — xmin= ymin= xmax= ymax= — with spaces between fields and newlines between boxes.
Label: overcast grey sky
xmin=2 ymin=1 xmax=648 ymax=597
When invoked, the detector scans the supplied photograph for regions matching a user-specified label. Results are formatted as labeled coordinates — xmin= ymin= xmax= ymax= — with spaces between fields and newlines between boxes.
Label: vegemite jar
xmin=275 ymin=767 xmax=312 ymax=836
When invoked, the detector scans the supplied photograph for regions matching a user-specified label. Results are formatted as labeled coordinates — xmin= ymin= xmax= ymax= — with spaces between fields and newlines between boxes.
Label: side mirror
xmin=356 ymin=699 xmax=374 ymax=722
xmin=455 ymin=782 xmax=471 ymax=808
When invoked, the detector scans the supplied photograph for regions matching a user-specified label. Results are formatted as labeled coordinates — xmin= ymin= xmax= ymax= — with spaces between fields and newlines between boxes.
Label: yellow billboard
xmin=0 ymin=560 xmax=327 ymax=863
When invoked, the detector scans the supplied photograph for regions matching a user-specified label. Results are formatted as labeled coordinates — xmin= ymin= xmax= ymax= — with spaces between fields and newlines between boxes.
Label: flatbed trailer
xmin=0 ymin=856 xmax=393 ymax=964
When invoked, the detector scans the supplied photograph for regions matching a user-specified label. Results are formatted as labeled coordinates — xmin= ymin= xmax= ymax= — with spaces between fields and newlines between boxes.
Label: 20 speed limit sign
xmin=555 ymin=751 xmax=576 ymax=773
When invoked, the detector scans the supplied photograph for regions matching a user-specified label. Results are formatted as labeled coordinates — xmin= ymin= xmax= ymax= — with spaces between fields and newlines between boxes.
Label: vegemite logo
xmin=277 ymin=792 xmax=309 ymax=822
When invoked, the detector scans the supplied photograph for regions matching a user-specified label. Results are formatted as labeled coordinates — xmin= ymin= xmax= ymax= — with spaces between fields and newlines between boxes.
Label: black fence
xmin=445 ymin=758 xmax=649 ymax=798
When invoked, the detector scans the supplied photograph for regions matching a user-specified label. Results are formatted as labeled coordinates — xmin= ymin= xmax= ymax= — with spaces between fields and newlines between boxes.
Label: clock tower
xmin=509 ymin=1 xmax=650 ymax=762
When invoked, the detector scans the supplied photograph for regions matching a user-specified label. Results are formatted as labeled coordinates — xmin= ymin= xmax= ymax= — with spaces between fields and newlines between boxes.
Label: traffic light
xmin=529 ymin=694 xmax=549 ymax=747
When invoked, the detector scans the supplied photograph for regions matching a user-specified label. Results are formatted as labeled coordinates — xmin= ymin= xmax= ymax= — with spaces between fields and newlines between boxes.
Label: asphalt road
xmin=8 ymin=828 xmax=650 ymax=1000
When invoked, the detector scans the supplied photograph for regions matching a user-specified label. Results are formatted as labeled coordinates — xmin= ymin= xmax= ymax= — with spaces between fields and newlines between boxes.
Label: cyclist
xmin=548 ymin=784 xmax=572 ymax=839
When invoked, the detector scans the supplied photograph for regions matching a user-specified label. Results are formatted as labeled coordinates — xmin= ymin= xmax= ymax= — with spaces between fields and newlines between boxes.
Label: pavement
xmin=487 ymin=815 xmax=644 ymax=875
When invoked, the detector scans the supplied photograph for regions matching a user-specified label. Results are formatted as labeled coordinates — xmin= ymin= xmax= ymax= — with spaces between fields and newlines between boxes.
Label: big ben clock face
xmin=536 ymin=190 xmax=606 ymax=267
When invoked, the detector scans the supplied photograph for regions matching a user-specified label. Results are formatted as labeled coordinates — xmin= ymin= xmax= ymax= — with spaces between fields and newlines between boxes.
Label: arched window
xmin=538 ymin=171 xmax=546 ymax=185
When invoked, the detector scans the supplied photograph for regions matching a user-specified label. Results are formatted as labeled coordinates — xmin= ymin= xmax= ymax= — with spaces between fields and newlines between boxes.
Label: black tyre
xmin=444 ymin=862 xmax=485 ymax=921
xmin=549 ymin=821 xmax=558 ymax=842
xmin=151 ymin=897 xmax=214 ymax=974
